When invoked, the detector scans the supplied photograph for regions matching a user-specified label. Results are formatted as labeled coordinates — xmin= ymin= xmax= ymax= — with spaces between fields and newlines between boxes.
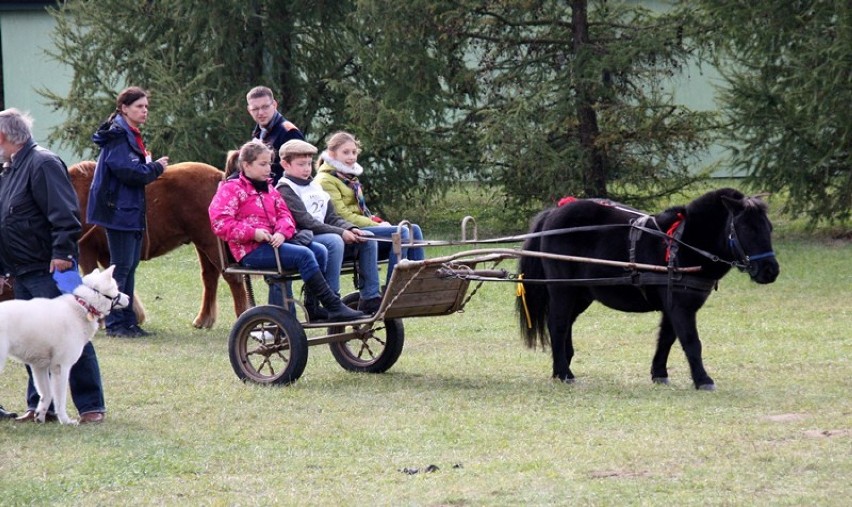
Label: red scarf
xmin=129 ymin=124 xmax=146 ymax=154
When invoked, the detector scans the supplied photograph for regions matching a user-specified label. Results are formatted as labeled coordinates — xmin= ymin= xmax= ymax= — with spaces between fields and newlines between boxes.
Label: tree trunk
xmin=571 ymin=0 xmax=608 ymax=198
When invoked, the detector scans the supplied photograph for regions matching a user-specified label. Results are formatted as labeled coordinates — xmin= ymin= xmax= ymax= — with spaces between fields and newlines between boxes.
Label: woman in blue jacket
xmin=88 ymin=87 xmax=169 ymax=338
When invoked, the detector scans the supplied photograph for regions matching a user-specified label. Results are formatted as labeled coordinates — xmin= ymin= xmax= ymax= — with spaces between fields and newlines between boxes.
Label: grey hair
xmin=0 ymin=108 xmax=34 ymax=145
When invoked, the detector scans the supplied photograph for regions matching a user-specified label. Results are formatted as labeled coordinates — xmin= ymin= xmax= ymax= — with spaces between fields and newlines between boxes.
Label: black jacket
xmin=251 ymin=110 xmax=305 ymax=184
xmin=0 ymin=140 xmax=80 ymax=276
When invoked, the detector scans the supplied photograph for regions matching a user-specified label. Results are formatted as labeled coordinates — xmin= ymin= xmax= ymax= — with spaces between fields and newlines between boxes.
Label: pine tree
xmin=41 ymin=0 xmax=355 ymax=166
xmin=690 ymin=0 xmax=851 ymax=222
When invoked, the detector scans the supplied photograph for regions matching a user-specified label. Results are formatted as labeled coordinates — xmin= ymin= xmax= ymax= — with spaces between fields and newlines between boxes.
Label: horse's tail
xmin=517 ymin=208 xmax=552 ymax=350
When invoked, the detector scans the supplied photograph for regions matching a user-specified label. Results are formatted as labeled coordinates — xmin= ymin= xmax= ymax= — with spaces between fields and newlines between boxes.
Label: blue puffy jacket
xmin=87 ymin=115 xmax=165 ymax=231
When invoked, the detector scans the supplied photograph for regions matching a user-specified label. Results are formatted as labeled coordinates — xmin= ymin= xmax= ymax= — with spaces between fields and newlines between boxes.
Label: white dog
xmin=0 ymin=266 xmax=129 ymax=424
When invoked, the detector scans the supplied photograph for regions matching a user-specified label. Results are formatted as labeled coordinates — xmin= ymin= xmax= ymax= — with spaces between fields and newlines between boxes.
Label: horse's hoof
xmin=652 ymin=377 xmax=670 ymax=385
xmin=192 ymin=317 xmax=214 ymax=329
xmin=554 ymin=377 xmax=576 ymax=384
xmin=696 ymin=383 xmax=716 ymax=391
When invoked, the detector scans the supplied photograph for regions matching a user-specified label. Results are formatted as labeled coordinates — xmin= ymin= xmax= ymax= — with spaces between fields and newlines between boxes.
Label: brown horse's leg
xmin=193 ymin=247 xmax=220 ymax=329
xmin=77 ymin=226 xmax=106 ymax=275
xmin=193 ymin=243 xmax=249 ymax=328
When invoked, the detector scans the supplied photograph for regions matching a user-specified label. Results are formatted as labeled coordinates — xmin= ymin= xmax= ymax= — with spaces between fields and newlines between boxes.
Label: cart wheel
xmin=328 ymin=292 xmax=404 ymax=373
xmin=228 ymin=305 xmax=308 ymax=385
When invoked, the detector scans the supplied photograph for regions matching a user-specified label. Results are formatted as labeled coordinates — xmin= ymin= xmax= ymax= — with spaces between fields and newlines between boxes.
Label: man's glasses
xmin=248 ymin=102 xmax=274 ymax=114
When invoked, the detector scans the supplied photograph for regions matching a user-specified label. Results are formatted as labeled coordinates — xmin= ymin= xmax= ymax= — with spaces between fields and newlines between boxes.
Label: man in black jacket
xmin=246 ymin=86 xmax=305 ymax=184
xmin=0 ymin=108 xmax=106 ymax=424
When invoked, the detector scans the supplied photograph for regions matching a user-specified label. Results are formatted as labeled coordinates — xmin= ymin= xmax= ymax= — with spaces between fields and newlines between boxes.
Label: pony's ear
xmin=721 ymin=195 xmax=744 ymax=214
xmin=751 ymin=192 xmax=771 ymax=201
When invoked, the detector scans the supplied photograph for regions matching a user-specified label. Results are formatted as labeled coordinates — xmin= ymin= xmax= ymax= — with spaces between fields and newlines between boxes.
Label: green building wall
xmin=1 ymin=7 xmax=81 ymax=164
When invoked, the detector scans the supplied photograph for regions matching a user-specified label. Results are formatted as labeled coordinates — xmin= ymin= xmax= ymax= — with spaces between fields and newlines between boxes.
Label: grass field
xmin=1 ymin=214 xmax=850 ymax=505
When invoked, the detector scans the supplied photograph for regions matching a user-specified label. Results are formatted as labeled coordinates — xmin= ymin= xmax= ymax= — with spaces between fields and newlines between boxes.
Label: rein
xmin=439 ymin=267 xmax=718 ymax=293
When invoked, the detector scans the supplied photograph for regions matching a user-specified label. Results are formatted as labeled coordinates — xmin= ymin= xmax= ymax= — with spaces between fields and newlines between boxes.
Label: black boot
xmin=304 ymin=273 xmax=365 ymax=321
xmin=303 ymin=291 xmax=329 ymax=321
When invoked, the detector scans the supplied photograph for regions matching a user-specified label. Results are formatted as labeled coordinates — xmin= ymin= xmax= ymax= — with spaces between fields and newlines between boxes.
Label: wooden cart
xmin=219 ymin=220 xmax=508 ymax=385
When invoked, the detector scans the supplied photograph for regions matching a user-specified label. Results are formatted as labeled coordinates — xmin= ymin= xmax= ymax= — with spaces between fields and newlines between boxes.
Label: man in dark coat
xmin=0 ymin=108 xmax=106 ymax=424
xmin=246 ymin=85 xmax=305 ymax=184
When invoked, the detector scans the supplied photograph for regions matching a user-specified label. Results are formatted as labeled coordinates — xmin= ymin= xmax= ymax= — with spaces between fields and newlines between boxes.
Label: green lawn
xmin=1 ymin=235 xmax=849 ymax=505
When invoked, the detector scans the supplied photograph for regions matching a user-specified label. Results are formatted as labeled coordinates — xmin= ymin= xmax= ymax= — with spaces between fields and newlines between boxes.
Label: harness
xmin=442 ymin=204 xmax=775 ymax=298
xmin=74 ymin=288 xmax=125 ymax=321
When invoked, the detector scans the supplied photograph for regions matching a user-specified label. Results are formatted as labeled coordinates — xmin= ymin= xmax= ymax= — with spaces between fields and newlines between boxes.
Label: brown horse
xmin=69 ymin=161 xmax=248 ymax=328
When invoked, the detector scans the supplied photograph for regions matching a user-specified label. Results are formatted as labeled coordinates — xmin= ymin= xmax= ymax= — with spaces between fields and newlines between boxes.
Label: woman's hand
xmin=254 ymin=228 xmax=284 ymax=247
xmin=156 ymin=156 xmax=169 ymax=169
xmin=254 ymin=228 xmax=271 ymax=243
xmin=269 ymin=232 xmax=285 ymax=248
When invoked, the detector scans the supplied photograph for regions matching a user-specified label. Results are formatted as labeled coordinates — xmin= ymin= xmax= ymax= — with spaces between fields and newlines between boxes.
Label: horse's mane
xmin=683 ymin=187 xmax=771 ymax=215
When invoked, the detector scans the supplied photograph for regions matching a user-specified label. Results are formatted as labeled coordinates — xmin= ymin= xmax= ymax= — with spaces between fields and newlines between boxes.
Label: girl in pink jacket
xmin=209 ymin=140 xmax=363 ymax=321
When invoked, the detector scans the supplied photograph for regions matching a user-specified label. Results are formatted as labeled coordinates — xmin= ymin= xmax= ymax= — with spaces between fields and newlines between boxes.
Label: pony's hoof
xmin=696 ymin=383 xmax=716 ymax=391
xmin=652 ymin=377 xmax=670 ymax=385
xmin=554 ymin=377 xmax=576 ymax=384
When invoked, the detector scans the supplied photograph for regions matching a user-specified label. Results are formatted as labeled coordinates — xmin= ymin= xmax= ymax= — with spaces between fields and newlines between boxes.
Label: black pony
xmin=517 ymin=188 xmax=780 ymax=390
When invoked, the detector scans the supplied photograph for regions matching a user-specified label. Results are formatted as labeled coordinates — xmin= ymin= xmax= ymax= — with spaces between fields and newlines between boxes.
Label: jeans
xmin=241 ymin=242 xmax=324 ymax=307
xmin=313 ymin=233 xmax=345 ymax=294
xmin=14 ymin=269 xmax=105 ymax=414
xmin=343 ymin=234 xmax=381 ymax=300
xmin=365 ymin=223 xmax=425 ymax=285
xmin=105 ymin=229 xmax=143 ymax=331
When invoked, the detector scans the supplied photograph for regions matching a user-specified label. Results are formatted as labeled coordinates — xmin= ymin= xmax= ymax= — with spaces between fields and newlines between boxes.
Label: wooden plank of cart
xmin=221 ymin=219 xmax=701 ymax=386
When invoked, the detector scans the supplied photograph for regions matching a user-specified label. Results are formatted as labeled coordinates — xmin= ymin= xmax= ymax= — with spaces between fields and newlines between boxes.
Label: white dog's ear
xmin=102 ymin=265 xmax=116 ymax=278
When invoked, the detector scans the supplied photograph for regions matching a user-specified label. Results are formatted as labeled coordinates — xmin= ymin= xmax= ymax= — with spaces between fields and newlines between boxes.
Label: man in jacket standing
xmin=0 ymin=108 xmax=105 ymax=424
xmin=246 ymin=86 xmax=305 ymax=185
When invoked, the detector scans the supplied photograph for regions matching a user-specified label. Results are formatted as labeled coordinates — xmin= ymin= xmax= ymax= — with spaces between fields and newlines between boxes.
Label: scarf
xmin=128 ymin=124 xmax=146 ymax=154
xmin=320 ymin=152 xmax=371 ymax=217
xmin=334 ymin=171 xmax=371 ymax=218
xmin=320 ymin=151 xmax=363 ymax=176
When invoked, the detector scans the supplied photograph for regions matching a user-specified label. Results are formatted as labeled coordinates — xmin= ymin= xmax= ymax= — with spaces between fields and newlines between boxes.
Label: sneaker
xmin=357 ymin=297 xmax=382 ymax=315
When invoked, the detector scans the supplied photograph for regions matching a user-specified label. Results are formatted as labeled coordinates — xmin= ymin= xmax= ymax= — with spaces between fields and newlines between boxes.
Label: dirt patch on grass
xmin=589 ymin=469 xmax=651 ymax=479
xmin=803 ymin=429 xmax=850 ymax=438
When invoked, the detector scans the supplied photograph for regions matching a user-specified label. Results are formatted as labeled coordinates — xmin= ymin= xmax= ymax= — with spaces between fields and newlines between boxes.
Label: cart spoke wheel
xmin=328 ymin=293 xmax=404 ymax=373
xmin=229 ymin=305 xmax=307 ymax=385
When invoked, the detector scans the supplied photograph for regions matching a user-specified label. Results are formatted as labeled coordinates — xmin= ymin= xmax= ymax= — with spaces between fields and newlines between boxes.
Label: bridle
xmin=726 ymin=211 xmax=776 ymax=275
xmin=75 ymin=286 xmax=125 ymax=318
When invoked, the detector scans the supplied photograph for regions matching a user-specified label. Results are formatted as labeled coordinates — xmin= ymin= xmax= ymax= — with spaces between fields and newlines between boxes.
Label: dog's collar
xmin=75 ymin=295 xmax=103 ymax=321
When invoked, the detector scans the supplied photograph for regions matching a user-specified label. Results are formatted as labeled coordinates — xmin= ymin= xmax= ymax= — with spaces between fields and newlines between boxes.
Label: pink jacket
xmin=208 ymin=173 xmax=296 ymax=261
